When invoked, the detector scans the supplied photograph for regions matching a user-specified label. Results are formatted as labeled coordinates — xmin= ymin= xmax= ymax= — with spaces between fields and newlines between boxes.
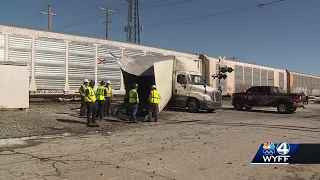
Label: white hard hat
xmin=106 ymin=80 xmax=111 ymax=84
xmin=84 ymin=79 xmax=89 ymax=83
xmin=151 ymin=85 xmax=156 ymax=89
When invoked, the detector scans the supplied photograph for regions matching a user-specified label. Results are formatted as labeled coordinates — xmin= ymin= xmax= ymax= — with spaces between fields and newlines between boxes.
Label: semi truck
xmin=117 ymin=55 xmax=222 ymax=114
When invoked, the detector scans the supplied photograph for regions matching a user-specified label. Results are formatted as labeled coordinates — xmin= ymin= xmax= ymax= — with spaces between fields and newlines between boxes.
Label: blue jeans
xmin=130 ymin=103 xmax=138 ymax=122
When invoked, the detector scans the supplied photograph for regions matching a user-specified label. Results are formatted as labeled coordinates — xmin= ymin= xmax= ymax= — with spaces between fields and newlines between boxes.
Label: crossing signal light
xmin=216 ymin=74 xmax=227 ymax=79
xmin=220 ymin=67 xmax=227 ymax=73
xmin=227 ymin=67 xmax=233 ymax=73
xmin=220 ymin=67 xmax=234 ymax=73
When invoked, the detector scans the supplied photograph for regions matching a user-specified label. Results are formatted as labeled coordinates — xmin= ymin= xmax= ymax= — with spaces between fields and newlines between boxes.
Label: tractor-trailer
xmin=117 ymin=55 xmax=222 ymax=113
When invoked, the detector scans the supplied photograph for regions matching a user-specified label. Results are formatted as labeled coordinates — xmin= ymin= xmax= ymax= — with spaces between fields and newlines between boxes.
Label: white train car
xmin=204 ymin=57 xmax=287 ymax=96
xmin=0 ymin=24 xmax=198 ymax=97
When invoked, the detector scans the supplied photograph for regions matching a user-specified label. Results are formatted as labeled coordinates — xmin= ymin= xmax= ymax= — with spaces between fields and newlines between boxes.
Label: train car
xmin=202 ymin=56 xmax=288 ymax=96
xmin=286 ymin=70 xmax=320 ymax=96
xmin=0 ymin=24 xmax=198 ymax=98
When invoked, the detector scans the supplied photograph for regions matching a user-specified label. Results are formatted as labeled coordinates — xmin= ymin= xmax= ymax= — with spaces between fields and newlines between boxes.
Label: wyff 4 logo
xmin=252 ymin=141 xmax=291 ymax=164
xmin=263 ymin=141 xmax=290 ymax=163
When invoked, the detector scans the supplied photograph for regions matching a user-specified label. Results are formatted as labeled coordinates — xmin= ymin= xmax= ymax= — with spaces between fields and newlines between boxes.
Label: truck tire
xmin=245 ymin=107 xmax=252 ymax=111
xmin=277 ymin=103 xmax=288 ymax=113
xmin=187 ymin=98 xmax=200 ymax=113
xmin=234 ymin=104 xmax=243 ymax=111
xmin=288 ymin=107 xmax=297 ymax=113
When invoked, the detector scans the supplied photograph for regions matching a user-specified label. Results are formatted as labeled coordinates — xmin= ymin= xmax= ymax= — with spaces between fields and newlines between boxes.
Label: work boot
xmin=87 ymin=123 xmax=93 ymax=127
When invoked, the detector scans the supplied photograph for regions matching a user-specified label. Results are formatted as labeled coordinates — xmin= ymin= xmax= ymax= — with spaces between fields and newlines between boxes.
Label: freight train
xmin=0 ymin=24 xmax=319 ymax=98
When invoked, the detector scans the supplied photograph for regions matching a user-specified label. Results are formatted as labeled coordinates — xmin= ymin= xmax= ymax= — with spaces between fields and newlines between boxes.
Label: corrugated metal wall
xmin=0 ymin=35 xmax=4 ymax=62
xmin=8 ymin=35 xmax=31 ymax=83
xmin=244 ymin=67 xmax=252 ymax=86
xmin=253 ymin=68 xmax=260 ymax=86
xmin=35 ymin=38 xmax=65 ymax=89
xmin=8 ymin=35 xmax=31 ymax=64
xmin=97 ymin=45 xmax=122 ymax=90
xmin=68 ymin=42 xmax=95 ymax=90
xmin=279 ymin=72 xmax=284 ymax=90
xmin=268 ymin=70 xmax=274 ymax=86
xmin=235 ymin=65 xmax=243 ymax=85
xmin=261 ymin=69 xmax=268 ymax=86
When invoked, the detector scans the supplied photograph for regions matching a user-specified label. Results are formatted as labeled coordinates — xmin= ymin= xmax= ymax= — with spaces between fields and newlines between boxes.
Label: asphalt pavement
xmin=0 ymin=104 xmax=320 ymax=180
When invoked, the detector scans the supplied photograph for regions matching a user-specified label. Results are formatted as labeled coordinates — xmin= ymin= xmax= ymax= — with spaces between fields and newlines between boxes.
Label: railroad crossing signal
xmin=212 ymin=66 xmax=234 ymax=79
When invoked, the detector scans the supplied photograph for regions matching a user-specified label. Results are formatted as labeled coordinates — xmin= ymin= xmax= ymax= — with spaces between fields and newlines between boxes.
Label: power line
xmin=39 ymin=4 xmax=58 ymax=31
xmin=97 ymin=6 xmax=117 ymax=39
xmin=58 ymin=0 xmax=199 ymax=32
xmin=107 ymin=0 xmax=290 ymax=31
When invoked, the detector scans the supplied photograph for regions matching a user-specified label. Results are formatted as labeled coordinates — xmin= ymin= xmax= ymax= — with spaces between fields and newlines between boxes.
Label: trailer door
xmin=153 ymin=60 xmax=174 ymax=112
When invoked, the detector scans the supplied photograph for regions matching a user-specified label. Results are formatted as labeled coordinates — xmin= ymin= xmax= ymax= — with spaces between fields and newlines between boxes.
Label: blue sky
xmin=0 ymin=0 xmax=319 ymax=76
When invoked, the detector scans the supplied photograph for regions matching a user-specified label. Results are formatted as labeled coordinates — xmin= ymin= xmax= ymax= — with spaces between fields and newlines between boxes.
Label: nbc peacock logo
xmin=263 ymin=141 xmax=275 ymax=156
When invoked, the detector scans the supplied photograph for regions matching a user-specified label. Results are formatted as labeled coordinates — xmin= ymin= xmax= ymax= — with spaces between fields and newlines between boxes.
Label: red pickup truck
xmin=231 ymin=86 xmax=303 ymax=113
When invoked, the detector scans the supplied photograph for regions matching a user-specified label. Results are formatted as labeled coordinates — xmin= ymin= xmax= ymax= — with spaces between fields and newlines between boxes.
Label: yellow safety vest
xmin=84 ymin=87 xmax=96 ymax=102
xmin=96 ymin=85 xmax=105 ymax=101
xmin=106 ymin=87 xmax=112 ymax=97
xmin=129 ymin=89 xmax=139 ymax=103
xmin=80 ymin=85 xmax=87 ymax=94
xmin=150 ymin=90 xmax=160 ymax=104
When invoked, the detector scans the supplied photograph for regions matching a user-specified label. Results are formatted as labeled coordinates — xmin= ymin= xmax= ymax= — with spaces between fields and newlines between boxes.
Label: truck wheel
xmin=187 ymin=98 xmax=200 ymax=113
xmin=288 ymin=107 xmax=297 ymax=113
xmin=234 ymin=104 xmax=243 ymax=111
xmin=277 ymin=103 xmax=288 ymax=113
xmin=245 ymin=107 xmax=252 ymax=111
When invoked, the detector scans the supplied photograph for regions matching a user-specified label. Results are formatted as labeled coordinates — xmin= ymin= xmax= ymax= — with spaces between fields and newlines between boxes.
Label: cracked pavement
xmin=1 ymin=104 xmax=320 ymax=180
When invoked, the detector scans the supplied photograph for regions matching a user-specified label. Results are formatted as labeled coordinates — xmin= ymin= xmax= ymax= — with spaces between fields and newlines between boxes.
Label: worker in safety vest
xmin=96 ymin=81 xmax=106 ymax=120
xmin=79 ymin=79 xmax=89 ymax=116
xmin=147 ymin=85 xmax=161 ymax=122
xmin=84 ymin=80 xmax=99 ymax=127
xmin=104 ymin=80 xmax=113 ymax=117
xmin=129 ymin=83 xmax=139 ymax=123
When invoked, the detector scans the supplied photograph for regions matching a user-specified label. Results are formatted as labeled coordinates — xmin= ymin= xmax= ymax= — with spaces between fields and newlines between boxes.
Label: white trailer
xmin=118 ymin=55 xmax=222 ymax=113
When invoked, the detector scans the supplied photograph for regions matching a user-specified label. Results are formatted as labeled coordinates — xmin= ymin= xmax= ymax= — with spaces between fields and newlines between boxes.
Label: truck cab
xmin=169 ymin=58 xmax=222 ymax=113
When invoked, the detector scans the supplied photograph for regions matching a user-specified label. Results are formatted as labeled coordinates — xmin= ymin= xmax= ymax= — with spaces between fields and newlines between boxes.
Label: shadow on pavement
xmin=57 ymin=119 xmax=86 ymax=125
xmin=220 ymin=107 xmax=293 ymax=114
xmin=197 ymin=121 xmax=320 ymax=133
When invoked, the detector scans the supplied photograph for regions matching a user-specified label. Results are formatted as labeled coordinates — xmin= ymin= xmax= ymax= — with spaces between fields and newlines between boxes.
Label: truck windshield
xmin=189 ymin=75 xmax=205 ymax=85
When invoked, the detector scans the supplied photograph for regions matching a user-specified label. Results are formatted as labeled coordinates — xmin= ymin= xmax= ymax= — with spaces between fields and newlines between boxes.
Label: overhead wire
xmin=58 ymin=0 xmax=200 ymax=32
xmin=106 ymin=0 xmax=290 ymax=31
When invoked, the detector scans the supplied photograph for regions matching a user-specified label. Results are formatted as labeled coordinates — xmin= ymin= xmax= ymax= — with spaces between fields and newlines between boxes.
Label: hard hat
xmin=106 ymin=80 xmax=111 ymax=84
xmin=151 ymin=85 xmax=156 ymax=89
xmin=83 ymin=79 xmax=89 ymax=83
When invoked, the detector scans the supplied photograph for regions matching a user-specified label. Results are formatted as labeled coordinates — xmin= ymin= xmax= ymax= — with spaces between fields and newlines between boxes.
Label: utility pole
xmin=98 ymin=6 xmax=116 ymax=39
xmin=40 ymin=4 xmax=58 ymax=31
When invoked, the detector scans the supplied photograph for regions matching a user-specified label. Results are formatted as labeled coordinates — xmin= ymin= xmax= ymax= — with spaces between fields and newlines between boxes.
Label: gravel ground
xmin=0 ymin=103 xmax=319 ymax=179
xmin=0 ymin=103 xmax=133 ymax=139
xmin=0 ymin=101 xmax=234 ymax=139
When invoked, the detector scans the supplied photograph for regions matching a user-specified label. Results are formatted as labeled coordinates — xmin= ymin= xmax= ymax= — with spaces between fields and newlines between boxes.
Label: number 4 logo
xmin=276 ymin=142 xmax=290 ymax=155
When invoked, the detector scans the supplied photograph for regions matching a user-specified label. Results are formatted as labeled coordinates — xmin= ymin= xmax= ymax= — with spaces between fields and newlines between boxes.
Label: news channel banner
xmin=251 ymin=141 xmax=320 ymax=164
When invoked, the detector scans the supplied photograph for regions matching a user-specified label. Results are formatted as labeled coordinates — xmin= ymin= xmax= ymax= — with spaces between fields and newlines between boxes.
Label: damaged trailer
xmin=117 ymin=55 xmax=222 ymax=116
